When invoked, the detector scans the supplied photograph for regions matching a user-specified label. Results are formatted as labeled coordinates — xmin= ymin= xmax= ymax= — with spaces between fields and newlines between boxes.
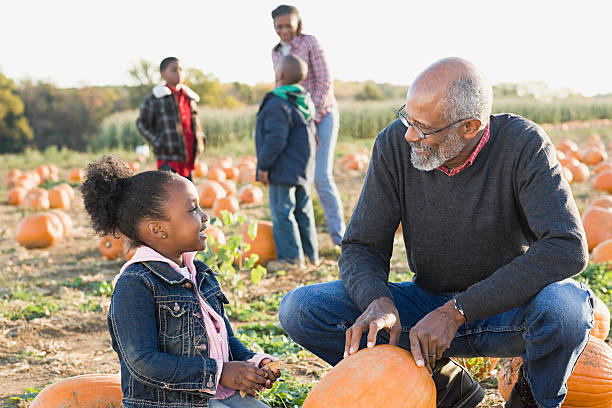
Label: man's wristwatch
xmin=453 ymin=299 xmax=465 ymax=317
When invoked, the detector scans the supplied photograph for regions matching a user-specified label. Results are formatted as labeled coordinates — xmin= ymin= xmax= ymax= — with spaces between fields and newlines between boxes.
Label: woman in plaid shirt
xmin=271 ymin=5 xmax=345 ymax=246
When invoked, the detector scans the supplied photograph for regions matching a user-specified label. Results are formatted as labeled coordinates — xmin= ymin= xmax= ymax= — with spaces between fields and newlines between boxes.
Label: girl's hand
xmin=259 ymin=358 xmax=281 ymax=388
xmin=220 ymin=361 xmax=268 ymax=397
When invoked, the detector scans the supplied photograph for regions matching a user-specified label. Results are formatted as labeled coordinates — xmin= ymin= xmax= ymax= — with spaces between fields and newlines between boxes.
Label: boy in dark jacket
xmin=255 ymin=55 xmax=318 ymax=271
xmin=136 ymin=57 xmax=206 ymax=180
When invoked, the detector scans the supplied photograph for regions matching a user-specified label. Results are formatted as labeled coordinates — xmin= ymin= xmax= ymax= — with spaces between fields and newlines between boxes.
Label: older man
xmin=279 ymin=57 xmax=594 ymax=408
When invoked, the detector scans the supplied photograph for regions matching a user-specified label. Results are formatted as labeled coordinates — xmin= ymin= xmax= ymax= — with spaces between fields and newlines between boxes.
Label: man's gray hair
xmin=441 ymin=76 xmax=492 ymax=130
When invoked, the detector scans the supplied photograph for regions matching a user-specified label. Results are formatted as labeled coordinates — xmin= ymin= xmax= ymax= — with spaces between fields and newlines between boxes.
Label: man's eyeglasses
xmin=396 ymin=104 xmax=470 ymax=140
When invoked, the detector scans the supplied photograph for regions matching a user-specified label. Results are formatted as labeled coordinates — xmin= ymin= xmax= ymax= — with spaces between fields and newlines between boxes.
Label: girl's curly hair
xmin=80 ymin=155 xmax=182 ymax=246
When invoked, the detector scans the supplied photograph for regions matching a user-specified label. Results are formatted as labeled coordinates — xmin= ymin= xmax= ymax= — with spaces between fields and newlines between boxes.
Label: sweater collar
xmin=152 ymin=82 xmax=200 ymax=102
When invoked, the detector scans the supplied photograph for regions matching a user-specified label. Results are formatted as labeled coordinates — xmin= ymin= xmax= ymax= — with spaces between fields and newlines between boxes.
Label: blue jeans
xmin=315 ymin=105 xmax=345 ymax=245
xmin=279 ymin=279 xmax=594 ymax=408
xmin=269 ymin=183 xmax=319 ymax=264
xmin=210 ymin=393 xmax=269 ymax=408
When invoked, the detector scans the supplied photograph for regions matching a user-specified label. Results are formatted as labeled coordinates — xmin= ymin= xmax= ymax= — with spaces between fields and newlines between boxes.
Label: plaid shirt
xmin=437 ymin=124 xmax=490 ymax=176
xmin=272 ymin=34 xmax=337 ymax=122
xmin=136 ymin=90 xmax=205 ymax=163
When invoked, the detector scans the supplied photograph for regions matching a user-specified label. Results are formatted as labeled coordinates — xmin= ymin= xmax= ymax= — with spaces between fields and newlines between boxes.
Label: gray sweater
xmin=339 ymin=114 xmax=588 ymax=322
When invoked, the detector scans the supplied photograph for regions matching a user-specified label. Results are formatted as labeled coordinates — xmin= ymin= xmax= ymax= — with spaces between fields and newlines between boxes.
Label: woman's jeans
xmin=279 ymin=279 xmax=594 ymax=408
xmin=210 ymin=393 xmax=269 ymax=408
xmin=315 ymin=105 xmax=345 ymax=245
xmin=269 ymin=183 xmax=319 ymax=264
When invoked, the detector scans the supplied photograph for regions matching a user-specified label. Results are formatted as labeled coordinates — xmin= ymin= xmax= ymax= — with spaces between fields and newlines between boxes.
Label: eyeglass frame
xmin=396 ymin=104 xmax=471 ymax=140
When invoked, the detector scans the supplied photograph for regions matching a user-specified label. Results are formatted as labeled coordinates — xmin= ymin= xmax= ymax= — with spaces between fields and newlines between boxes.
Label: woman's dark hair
xmin=80 ymin=155 xmax=182 ymax=246
xmin=271 ymin=5 xmax=302 ymax=36
xmin=160 ymin=56 xmax=178 ymax=72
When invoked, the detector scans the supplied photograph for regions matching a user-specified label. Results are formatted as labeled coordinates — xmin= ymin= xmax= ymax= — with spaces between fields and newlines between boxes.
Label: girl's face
xmin=160 ymin=179 xmax=209 ymax=256
xmin=274 ymin=14 xmax=298 ymax=43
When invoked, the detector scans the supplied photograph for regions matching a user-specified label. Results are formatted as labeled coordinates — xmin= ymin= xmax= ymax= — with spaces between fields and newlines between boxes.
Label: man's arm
xmin=339 ymin=128 xmax=403 ymax=311
xmin=256 ymin=101 xmax=290 ymax=172
xmin=455 ymin=128 xmax=589 ymax=322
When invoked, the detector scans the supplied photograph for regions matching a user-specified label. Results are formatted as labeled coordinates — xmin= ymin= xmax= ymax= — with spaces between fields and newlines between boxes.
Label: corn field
xmin=91 ymin=97 xmax=612 ymax=151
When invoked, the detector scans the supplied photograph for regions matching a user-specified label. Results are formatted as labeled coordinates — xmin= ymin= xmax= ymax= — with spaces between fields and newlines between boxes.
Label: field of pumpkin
xmin=0 ymin=121 xmax=611 ymax=407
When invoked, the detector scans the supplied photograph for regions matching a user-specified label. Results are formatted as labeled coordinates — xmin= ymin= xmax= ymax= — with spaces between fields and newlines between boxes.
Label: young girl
xmin=81 ymin=155 xmax=280 ymax=408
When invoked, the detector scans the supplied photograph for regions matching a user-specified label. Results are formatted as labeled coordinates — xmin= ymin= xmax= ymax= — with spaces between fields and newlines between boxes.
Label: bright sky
xmin=2 ymin=0 xmax=611 ymax=96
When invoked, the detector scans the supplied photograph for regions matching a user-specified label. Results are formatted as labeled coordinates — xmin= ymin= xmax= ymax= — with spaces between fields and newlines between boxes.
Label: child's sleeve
xmin=256 ymin=102 xmax=291 ymax=171
xmin=136 ymin=96 xmax=161 ymax=148
xmin=110 ymin=274 xmax=219 ymax=395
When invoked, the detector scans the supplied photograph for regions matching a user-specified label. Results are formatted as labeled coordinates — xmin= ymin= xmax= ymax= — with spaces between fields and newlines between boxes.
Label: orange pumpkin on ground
xmin=35 ymin=165 xmax=50 ymax=181
xmin=68 ymin=168 xmax=84 ymax=183
xmin=212 ymin=196 xmax=240 ymax=217
xmin=565 ymin=161 xmax=590 ymax=183
xmin=583 ymin=148 xmax=608 ymax=166
xmin=7 ymin=169 xmax=22 ymax=186
xmin=194 ymin=162 xmax=208 ymax=178
xmin=49 ymin=209 xmax=73 ymax=237
xmin=238 ymin=155 xmax=257 ymax=166
xmin=198 ymin=181 xmax=227 ymax=208
xmin=99 ymin=235 xmax=124 ymax=259
xmin=302 ymin=345 xmax=436 ymax=408
xmin=590 ymin=296 xmax=610 ymax=341
xmin=222 ymin=166 xmax=240 ymax=180
xmin=207 ymin=167 xmax=227 ymax=182
xmin=566 ymin=149 xmax=584 ymax=163
xmin=593 ymin=170 xmax=612 ymax=193
xmin=22 ymin=189 xmax=50 ymax=212
xmin=57 ymin=183 xmax=75 ymax=200
xmin=557 ymin=140 xmax=579 ymax=153
xmin=238 ymin=160 xmax=256 ymax=171
xmin=49 ymin=186 xmax=71 ymax=210
xmin=219 ymin=179 xmax=237 ymax=195
xmin=204 ymin=225 xmax=226 ymax=252
xmin=28 ymin=170 xmax=42 ymax=186
xmin=239 ymin=185 xmax=264 ymax=204
xmin=582 ymin=205 xmax=612 ymax=251
xmin=497 ymin=337 xmax=612 ymax=407
xmin=7 ymin=187 xmax=28 ymax=206
xmin=16 ymin=212 xmax=64 ymax=249
xmin=590 ymin=195 xmax=612 ymax=209
xmin=29 ymin=373 xmax=122 ymax=408
xmin=556 ymin=150 xmax=567 ymax=161
xmin=237 ymin=220 xmax=277 ymax=266
xmin=595 ymin=163 xmax=612 ymax=174
xmin=238 ymin=167 xmax=256 ymax=184
xmin=561 ymin=166 xmax=574 ymax=183
xmin=214 ymin=156 xmax=233 ymax=169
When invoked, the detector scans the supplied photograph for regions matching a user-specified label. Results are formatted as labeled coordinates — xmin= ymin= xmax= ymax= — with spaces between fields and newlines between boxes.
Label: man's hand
xmin=257 ymin=170 xmax=269 ymax=186
xmin=344 ymin=297 xmax=401 ymax=358
xmin=259 ymin=358 xmax=281 ymax=389
xmin=409 ymin=299 xmax=466 ymax=374
xmin=219 ymin=361 xmax=268 ymax=397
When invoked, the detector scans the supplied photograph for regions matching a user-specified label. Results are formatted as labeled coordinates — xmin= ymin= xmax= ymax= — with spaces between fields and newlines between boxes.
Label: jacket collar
xmin=152 ymin=82 xmax=200 ymax=102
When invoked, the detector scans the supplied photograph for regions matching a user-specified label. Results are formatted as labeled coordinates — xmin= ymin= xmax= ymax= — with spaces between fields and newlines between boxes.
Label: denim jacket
xmin=108 ymin=259 xmax=255 ymax=408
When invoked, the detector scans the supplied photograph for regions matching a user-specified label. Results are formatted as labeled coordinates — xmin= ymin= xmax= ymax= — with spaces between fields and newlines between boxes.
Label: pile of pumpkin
xmin=6 ymin=167 xmax=75 ymax=249
xmin=556 ymin=134 xmax=611 ymax=185
xmin=340 ymin=150 xmax=370 ymax=171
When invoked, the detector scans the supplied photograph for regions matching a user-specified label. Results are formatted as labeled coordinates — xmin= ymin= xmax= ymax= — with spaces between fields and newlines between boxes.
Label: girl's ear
xmin=144 ymin=220 xmax=167 ymax=239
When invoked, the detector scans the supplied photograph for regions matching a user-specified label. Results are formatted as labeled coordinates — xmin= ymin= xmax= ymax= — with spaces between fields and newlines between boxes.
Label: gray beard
xmin=409 ymin=129 xmax=467 ymax=171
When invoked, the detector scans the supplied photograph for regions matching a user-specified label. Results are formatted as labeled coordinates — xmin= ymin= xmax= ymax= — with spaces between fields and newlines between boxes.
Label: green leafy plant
xmin=237 ymin=323 xmax=302 ymax=357
xmin=258 ymin=372 xmax=314 ymax=408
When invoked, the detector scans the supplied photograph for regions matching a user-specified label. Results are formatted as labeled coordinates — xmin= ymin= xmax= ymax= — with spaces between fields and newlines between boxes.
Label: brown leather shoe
xmin=433 ymin=358 xmax=485 ymax=408
xmin=505 ymin=365 xmax=537 ymax=408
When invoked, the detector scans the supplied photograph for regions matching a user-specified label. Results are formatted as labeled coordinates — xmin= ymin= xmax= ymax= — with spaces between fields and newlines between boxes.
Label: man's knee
xmin=530 ymin=279 xmax=593 ymax=339
xmin=279 ymin=286 xmax=311 ymax=340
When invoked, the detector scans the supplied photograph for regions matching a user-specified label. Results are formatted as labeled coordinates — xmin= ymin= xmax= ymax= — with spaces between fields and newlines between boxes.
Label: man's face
xmin=161 ymin=60 xmax=184 ymax=88
xmin=402 ymin=91 xmax=468 ymax=171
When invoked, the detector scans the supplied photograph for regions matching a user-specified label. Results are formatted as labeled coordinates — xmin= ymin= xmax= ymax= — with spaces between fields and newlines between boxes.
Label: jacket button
xmin=206 ymin=380 xmax=214 ymax=388
xmin=193 ymin=312 xmax=201 ymax=319
xmin=184 ymin=282 xmax=193 ymax=289
xmin=173 ymin=303 xmax=180 ymax=312
xmin=197 ymin=344 xmax=207 ymax=351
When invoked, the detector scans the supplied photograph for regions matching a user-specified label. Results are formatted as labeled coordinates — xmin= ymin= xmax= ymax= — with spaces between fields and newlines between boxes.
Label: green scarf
xmin=272 ymin=84 xmax=316 ymax=121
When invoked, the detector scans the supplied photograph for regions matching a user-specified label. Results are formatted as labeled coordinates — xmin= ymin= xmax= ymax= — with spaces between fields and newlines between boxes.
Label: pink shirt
xmin=118 ymin=246 xmax=272 ymax=399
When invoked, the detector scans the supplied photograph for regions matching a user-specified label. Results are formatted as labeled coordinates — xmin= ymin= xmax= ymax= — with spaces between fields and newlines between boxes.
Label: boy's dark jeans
xmin=268 ymin=183 xmax=318 ymax=264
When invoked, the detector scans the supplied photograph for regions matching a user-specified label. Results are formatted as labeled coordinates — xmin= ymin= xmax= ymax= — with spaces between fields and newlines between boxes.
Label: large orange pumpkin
xmin=238 ymin=167 xmax=256 ymax=184
xmin=582 ymin=205 xmax=612 ymax=251
xmin=35 ymin=165 xmax=50 ymax=182
xmin=591 ymin=196 xmax=612 ymax=209
xmin=583 ymin=148 xmax=608 ymax=166
xmin=7 ymin=187 xmax=28 ymax=206
xmin=99 ymin=235 xmax=124 ymax=259
xmin=593 ymin=170 xmax=612 ymax=193
xmin=239 ymin=185 xmax=264 ymax=204
xmin=212 ymin=196 xmax=240 ymax=217
xmin=222 ymin=166 xmax=240 ymax=180
xmin=69 ymin=168 xmax=84 ymax=183
xmin=566 ymin=161 xmax=590 ymax=183
xmin=49 ymin=209 xmax=73 ymax=237
xmin=207 ymin=167 xmax=227 ymax=182
xmin=204 ymin=225 xmax=226 ymax=252
xmin=557 ymin=140 xmax=579 ymax=153
xmin=198 ymin=181 xmax=227 ymax=208
xmin=219 ymin=179 xmax=237 ymax=195
xmin=57 ymin=183 xmax=75 ymax=200
xmin=595 ymin=163 xmax=612 ymax=175
xmin=237 ymin=220 xmax=277 ymax=266
xmin=214 ymin=156 xmax=233 ymax=169
xmin=16 ymin=212 xmax=64 ymax=249
xmin=497 ymin=337 xmax=612 ymax=407
xmin=49 ymin=187 xmax=71 ymax=210
xmin=590 ymin=296 xmax=610 ymax=341
xmin=22 ymin=189 xmax=50 ymax=212
xmin=592 ymin=238 xmax=612 ymax=264
xmin=302 ymin=345 xmax=436 ymax=408
xmin=29 ymin=373 xmax=122 ymax=408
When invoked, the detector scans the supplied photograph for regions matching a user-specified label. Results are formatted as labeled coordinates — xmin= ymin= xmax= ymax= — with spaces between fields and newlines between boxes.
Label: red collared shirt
xmin=437 ymin=124 xmax=490 ymax=176
xmin=272 ymin=34 xmax=337 ymax=122
xmin=157 ymin=85 xmax=195 ymax=177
